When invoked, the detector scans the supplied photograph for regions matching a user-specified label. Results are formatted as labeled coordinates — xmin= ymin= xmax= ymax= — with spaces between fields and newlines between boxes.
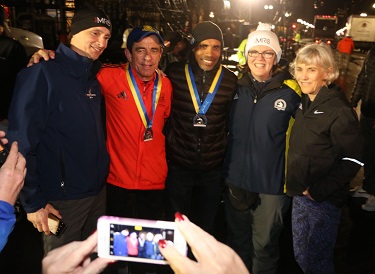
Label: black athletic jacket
xmin=164 ymin=54 xmax=237 ymax=170
xmin=287 ymin=86 xmax=363 ymax=207
xmin=351 ymin=47 xmax=375 ymax=118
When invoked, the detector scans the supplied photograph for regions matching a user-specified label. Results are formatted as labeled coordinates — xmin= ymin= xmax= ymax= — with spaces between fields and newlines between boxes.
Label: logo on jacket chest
xmin=85 ymin=89 xmax=97 ymax=99
xmin=274 ymin=99 xmax=287 ymax=111
xmin=117 ymin=90 xmax=128 ymax=100
xmin=116 ymin=90 xmax=166 ymax=106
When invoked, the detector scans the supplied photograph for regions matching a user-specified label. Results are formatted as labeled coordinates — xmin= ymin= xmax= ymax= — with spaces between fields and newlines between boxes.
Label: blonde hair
xmin=289 ymin=43 xmax=339 ymax=84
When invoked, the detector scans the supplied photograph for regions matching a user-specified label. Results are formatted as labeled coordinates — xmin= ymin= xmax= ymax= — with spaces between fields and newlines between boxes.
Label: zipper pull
xmin=254 ymin=95 xmax=257 ymax=103
xmin=61 ymin=181 xmax=67 ymax=195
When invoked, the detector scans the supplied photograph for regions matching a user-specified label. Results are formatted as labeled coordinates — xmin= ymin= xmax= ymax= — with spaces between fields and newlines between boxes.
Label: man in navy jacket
xmin=6 ymin=5 xmax=110 ymax=253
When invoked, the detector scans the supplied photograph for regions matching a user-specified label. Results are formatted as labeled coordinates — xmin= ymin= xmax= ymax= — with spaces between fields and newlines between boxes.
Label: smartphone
xmin=48 ymin=213 xmax=68 ymax=237
xmin=0 ymin=139 xmax=9 ymax=167
xmin=97 ymin=215 xmax=187 ymax=264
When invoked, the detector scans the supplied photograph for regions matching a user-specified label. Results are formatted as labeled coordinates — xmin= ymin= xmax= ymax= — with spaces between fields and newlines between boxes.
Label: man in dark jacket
xmin=351 ymin=47 xmax=375 ymax=211
xmin=164 ymin=21 xmax=237 ymax=234
xmin=6 ymin=5 xmax=111 ymax=253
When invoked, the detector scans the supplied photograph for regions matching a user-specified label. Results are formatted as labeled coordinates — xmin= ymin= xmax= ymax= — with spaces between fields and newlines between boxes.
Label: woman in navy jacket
xmin=223 ymin=23 xmax=301 ymax=273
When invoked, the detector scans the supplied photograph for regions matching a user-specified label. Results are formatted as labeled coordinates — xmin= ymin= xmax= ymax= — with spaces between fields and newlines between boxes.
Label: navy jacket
xmin=7 ymin=43 xmax=109 ymax=213
xmin=224 ymin=66 xmax=301 ymax=194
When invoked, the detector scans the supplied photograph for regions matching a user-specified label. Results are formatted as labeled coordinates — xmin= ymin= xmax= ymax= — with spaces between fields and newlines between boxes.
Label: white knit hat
xmin=245 ymin=23 xmax=282 ymax=62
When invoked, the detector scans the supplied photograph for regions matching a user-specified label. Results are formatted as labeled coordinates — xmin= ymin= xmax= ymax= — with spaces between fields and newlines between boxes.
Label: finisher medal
xmin=144 ymin=128 xmax=153 ymax=141
xmin=193 ymin=114 xmax=208 ymax=127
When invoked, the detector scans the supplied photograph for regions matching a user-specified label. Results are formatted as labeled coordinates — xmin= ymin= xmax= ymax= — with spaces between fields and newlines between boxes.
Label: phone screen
xmin=109 ymin=223 xmax=175 ymax=261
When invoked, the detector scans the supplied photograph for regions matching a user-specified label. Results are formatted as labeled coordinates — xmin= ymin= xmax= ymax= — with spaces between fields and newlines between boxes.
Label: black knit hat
xmin=191 ymin=21 xmax=224 ymax=48
xmin=70 ymin=5 xmax=112 ymax=35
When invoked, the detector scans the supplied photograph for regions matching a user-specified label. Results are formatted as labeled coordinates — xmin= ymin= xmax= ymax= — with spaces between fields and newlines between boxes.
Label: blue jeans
xmin=292 ymin=195 xmax=341 ymax=274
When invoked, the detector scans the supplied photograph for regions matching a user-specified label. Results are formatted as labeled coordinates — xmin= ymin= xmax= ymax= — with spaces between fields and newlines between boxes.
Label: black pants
xmin=165 ymin=163 xmax=223 ymax=234
xmin=104 ymin=184 xmax=171 ymax=274
xmin=106 ymin=183 xmax=165 ymax=220
xmin=360 ymin=115 xmax=375 ymax=195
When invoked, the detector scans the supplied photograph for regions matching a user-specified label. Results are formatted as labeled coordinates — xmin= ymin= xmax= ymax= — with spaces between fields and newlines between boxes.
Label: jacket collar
xmin=302 ymin=85 xmax=345 ymax=111
xmin=239 ymin=67 xmax=290 ymax=92
xmin=55 ymin=43 xmax=102 ymax=78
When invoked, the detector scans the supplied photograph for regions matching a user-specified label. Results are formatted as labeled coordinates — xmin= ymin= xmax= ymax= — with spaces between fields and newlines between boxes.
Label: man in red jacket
xmin=98 ymin=26 xmax=173 ymax=274
xmin=337 ymin=35 xmax=354 ymax=72
xmin=97 ymin=26 xmax=172 ymax=221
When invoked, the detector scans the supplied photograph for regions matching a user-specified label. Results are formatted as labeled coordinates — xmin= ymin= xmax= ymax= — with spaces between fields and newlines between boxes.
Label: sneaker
xmin=362 ymin=195 xmax=375 ymax=211
xmin=352 ymin=186 xmax=371 ymax=198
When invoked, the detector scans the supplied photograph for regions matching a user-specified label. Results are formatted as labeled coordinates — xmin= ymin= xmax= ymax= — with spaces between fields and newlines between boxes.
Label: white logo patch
xmin=274 ymin=99 xmax=286 ymax=111
xmin=314 ymin=110 xmax=324 ymax=114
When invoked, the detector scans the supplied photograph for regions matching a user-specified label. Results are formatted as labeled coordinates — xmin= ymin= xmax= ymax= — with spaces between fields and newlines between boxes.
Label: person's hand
xmin=0 ymin=130 xmax=8 ymax=145
xmin=42 ymin=231 xmax=115 ymax=274
xmin=159 ymin=213 xmax=249 ymax=274
xmin=27 ymin=49 xmax=55 ymax=67
xmin=0 ymin=141 xmax=26 ymax=205
xmin=27 ymin=203 xmax=61 ymax=235
xmin=157 ymin=68 xmax=167 ymax=78
xmin=303 ymin=189 xmax=315 ymax=201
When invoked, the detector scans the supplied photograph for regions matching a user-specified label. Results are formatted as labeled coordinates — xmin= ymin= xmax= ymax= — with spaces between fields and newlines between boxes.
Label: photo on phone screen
xmin=97 ymin=216 xmax=187 ymax=264
xmin=110 ymin=224 xmax=173 ymax=260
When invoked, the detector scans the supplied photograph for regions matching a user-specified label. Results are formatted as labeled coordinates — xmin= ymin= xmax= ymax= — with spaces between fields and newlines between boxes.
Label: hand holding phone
xmin=48 ymin=213 xmax=68 ymax=237
xmin=43 ymin=231 xmax=114 ymax=274
xmin=159 ymin=213 xmax=250 ymax=274
xmin=97 ymin=216 xmax=187 ymax=265
xmin=0 ymin=139 xmax=9 ymax=167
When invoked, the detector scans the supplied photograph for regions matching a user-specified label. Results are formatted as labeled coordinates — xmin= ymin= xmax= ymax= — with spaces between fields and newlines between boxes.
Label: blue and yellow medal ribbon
xmin=125 ymin=63 xmax=162 ymax=129
xmin=185 ymin=64 xmax=224 ymax=115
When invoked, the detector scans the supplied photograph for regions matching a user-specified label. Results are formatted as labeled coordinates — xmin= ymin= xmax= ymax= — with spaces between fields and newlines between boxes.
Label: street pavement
xmin=1 ymin=51 xmax=374 ymax=274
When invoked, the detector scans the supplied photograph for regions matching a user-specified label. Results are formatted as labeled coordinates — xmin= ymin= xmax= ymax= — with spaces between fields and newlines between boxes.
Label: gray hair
xmin=289 ymin=43 xmax=339 ymax=84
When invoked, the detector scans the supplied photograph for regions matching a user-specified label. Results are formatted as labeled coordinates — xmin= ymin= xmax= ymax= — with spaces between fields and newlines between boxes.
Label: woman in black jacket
xmin=287 ymin=43 xmax=363 ymax=274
